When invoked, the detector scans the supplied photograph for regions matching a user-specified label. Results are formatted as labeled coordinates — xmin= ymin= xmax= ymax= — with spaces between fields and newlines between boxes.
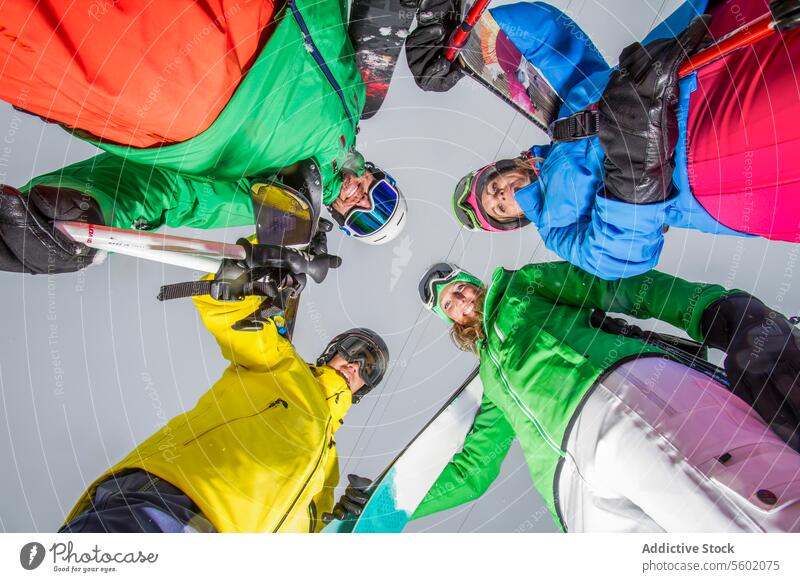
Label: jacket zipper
xmin=483 ymin=320 xmax=565 ymax=456
xmin=273 ymin=418 xmax=332 ymax=532
xmin=308 ymin=500 xmax=317 ymax=533
xmin=287 ymin=0 xmax=355 ymax=128
xmin=182 ymin=401 xmax=287 ymax=446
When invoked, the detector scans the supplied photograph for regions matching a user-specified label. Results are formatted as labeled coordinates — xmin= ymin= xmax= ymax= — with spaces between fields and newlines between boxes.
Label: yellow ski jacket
xmin=65 ymin=291 xmax=352 ymax=532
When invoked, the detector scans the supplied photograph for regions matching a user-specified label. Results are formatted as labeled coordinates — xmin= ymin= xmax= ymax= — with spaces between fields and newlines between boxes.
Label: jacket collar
xmin=478 ymin=268 xmax=516 ymax=349
xmin=310 ymin=365 xmax=352 ymax=432
xmin=484 ymin=268 xmax=515 ymax=322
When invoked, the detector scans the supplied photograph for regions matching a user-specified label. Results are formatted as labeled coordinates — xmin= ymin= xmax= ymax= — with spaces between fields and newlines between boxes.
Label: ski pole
xmin=444 ymin=0 xmax=492 ymax=62
xmin=679 ymin=0 xmax=800 ymax=78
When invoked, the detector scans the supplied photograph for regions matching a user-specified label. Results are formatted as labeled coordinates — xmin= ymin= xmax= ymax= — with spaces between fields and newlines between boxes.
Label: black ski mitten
xmin=702 ymin=294 xmax=800 ymax=451
xmin=599 ymin=15 xmax=711 ymax=204
xmin=405 ymin=0 xmax=464 ymax=92
xmin=0 ymin=185 xmax=104 ymax=274
xmin=321 ymin=474 xmax=373 ymax=523
xmin=309 ymin=217 xmax=334 ymax=256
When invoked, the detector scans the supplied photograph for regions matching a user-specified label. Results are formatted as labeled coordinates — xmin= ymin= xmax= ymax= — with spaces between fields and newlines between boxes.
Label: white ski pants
xmin=557 ymin=357 xmax=800 ymax=532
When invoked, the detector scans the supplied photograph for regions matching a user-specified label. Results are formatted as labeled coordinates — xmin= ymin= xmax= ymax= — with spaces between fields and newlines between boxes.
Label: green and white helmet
xmin=418 ymin=262 xmax=484 ymax=323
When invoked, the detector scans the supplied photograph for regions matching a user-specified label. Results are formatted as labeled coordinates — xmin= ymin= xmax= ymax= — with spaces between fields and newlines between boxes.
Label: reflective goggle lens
xmin=337 ymin=337 xmax=383 ymax=385
xmin=343 ymin=179 xmax=399 ymax=237
xmin=454 ymin=174 xmax=483 ymax=230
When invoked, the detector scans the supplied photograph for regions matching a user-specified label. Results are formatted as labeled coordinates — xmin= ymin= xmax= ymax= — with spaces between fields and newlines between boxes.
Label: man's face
xmin=439 ymin=281 xmax=482 ymax=325
xmin=480 ymin=169 xmax=530 ymax=222
xmin=332 ymin=169 xmax=375 ymax=216
xmin=327 ymin=353 xmax=366 ymax=394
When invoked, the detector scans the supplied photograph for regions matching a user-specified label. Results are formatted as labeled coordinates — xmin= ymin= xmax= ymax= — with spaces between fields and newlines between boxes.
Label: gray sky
xmin=2 ymin=0 xmax=800 ymax=533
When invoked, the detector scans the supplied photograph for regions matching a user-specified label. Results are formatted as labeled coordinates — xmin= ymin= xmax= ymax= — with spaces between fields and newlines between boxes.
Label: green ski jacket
xmin=413 ymin=262 xmax=737 ymax=530
xmin=22 ymin=0 xmax=364 ymax=231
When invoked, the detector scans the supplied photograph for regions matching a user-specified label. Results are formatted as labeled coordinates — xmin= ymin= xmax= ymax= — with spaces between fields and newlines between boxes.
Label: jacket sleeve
xmin=192 ymin=285 xmax=295 ymax=371
xmin=519 ymin=262 xmax=738 ymax=341
xmin=643 ymin=0 xmax=709 ymax=45
xmin=489 ymin=2 xmax=610 ymax=105
xmin=530 ymin=141 xmax=668 ymax=281
xmin=540 ymin=191 xmax=668 ymax=281
xmin=410 ymin=394 xmax=516 ymax=520
xmin=22 ymin=153 xmax=255 ymax=231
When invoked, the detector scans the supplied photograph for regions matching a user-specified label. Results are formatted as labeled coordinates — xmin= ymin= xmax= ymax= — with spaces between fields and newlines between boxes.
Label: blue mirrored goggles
xmin=341 ymin=178 xmax=400 ymax=237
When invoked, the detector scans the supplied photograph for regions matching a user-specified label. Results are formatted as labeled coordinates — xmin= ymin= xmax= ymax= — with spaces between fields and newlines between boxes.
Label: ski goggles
xmin=340 ymin=178 xmax=400 ymax=238
xmin=334 ymin=336 xmax=387 ymax=387
xmin=453 ymin=166 xmax=501 ymax=232
xmin=419 ymin=263 xmax=484 ymax=323
xmin=453 ymin=158 xmax=536 ymax=233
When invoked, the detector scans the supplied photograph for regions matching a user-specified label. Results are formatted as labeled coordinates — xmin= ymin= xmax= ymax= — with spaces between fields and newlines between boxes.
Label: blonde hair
xmin=449 ymin=288 xmax=487 ymax=353
xmin=513 ymin=156 xmax=544 ymax=172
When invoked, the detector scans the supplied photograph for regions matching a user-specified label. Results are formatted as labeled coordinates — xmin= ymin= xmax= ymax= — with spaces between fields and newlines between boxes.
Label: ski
xmin=56 ymin=180 xmax=325 ymax=337
xmin=456 ymin=9 xmax=562 ymax=133
xmin=54 ymin=222 xmax=243 ymax=273
xmin=324 ymin=367 xmax=484 ymax=533
xmin=349 ymin=0 xmax=417 ymax=119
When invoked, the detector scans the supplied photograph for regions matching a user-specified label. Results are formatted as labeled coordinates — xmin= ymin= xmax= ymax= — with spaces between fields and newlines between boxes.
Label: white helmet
xmin=329 ymin=163 xmax=408 ymax=245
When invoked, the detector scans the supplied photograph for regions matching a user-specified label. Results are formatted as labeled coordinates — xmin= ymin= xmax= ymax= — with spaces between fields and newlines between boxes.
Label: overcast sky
xmin=2 ymin=0 xmax=800 ymax=533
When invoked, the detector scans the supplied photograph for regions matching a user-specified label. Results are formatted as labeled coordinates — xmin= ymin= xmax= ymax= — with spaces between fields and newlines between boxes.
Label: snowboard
xmin=349 ymin=0 xmax=417 ymax=119
xmin=457 ymin=10 xmax=562 ymax=132
xmin=324 ymin=367 xmax=484 ymax=533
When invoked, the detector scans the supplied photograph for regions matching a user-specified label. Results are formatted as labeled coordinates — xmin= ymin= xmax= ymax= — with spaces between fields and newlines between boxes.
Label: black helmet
xmin=317 ymin=328 xmax=389 ymax=404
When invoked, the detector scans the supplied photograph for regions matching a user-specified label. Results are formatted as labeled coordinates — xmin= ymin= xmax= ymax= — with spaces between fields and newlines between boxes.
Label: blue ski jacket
xmin=489 ymin=1 xmax=749 ymax=281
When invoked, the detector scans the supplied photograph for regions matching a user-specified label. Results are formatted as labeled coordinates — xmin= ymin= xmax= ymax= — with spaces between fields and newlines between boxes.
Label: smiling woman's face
xmin=480 ymin=168 xmax=531 ymax=222
xmin=439 ymin=281 xmax=482 ymax=326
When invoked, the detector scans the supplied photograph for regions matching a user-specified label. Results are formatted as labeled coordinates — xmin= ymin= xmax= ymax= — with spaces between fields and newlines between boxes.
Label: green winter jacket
xmin=22 ymin=0 xmax=364 ymax=231
xmin=412 ymin=262 xmax=737 ymax=530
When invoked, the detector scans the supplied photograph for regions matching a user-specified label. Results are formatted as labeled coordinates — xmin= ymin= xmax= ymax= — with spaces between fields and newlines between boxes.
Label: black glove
xmin=405 ymin=0 xmax=464 ymax=92
xmin=599 ymin=16 xmax=710 ymax=204
xmin=309 ymin=217 xmax=333 ymax=256
xmin=702 ymin=294 xmax=800 ymax=450
xmin=321 ymin=474 xmax=373 ymax=523
xmin=0 ymin=185 xmax=104 ymax=274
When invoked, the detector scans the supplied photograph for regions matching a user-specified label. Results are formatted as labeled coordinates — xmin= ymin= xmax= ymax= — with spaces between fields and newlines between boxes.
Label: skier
xmin=59 ymin=282 xmax=389 ymax=533
xmin=411 ymin=261 xmax=800 ymax=532
xmin=407 ymin=0 xmax=800 ymax=280
xmin=0 ymin=0 xmax=407 ymax=276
